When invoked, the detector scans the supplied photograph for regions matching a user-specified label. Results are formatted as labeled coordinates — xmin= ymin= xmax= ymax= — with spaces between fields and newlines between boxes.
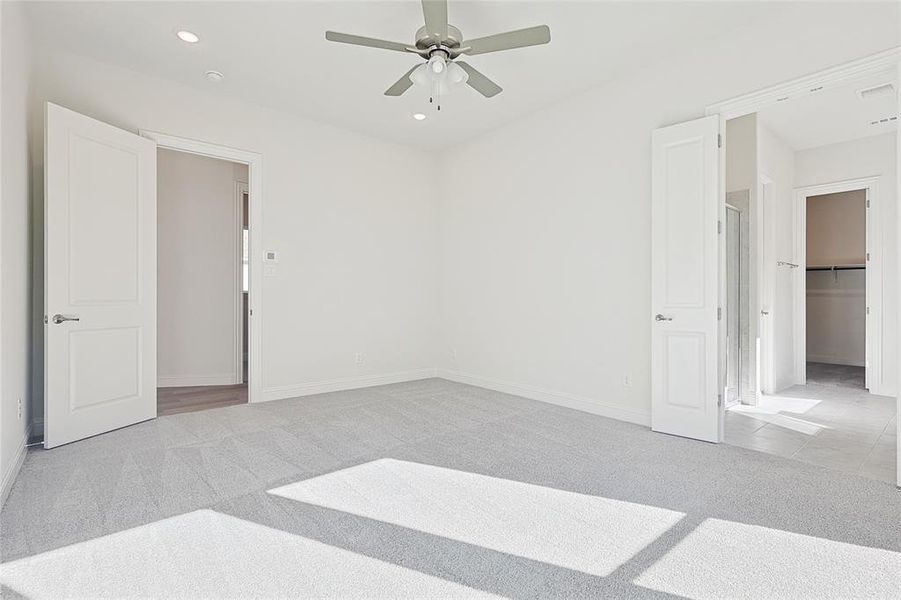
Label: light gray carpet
xmin=1 ymin=378 xmax=899 ymax=599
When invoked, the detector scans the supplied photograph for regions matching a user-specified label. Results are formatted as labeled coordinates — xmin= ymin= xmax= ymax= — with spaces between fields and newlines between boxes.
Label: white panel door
xmin=651 ymin=115 xmax=721 ymax=442
xmin=44 ymin=103 xmax=157 ymax=448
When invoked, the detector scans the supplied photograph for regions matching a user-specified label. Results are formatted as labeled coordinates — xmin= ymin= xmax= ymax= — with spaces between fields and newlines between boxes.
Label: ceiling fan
xmin=325 ymin=0 xmax=550 ymax=109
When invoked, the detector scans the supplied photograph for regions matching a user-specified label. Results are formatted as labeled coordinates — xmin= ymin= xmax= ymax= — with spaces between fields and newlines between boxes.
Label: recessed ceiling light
xmin=412 ymin=113 xmax=426 ymax=121
xmin=176 ymin=30 xmax=200 ymax=44
xmin=205 ymin=70 xmax=224 ymax=83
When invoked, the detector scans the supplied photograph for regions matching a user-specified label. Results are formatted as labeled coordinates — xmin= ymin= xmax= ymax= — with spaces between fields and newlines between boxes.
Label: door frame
xmin=235 ymin=181 xmax=249 ymax=385
xmin=705 ymin=46 xmax=899 ymax=486
xmin=141 ymin=130 xmax=263 ymax=404
xmin=723 ymin=202 xmax=742 ymax=408
xmin=793 ymin=177 xmax=882 ymax=394
xmin=757 ymin=174 xmax=775 ymax=397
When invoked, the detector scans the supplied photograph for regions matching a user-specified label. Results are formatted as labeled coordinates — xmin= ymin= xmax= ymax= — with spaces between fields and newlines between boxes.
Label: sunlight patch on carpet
xmin=268 ymin=458 xmax=685 ymax=577
xmin=634 ymin=518 xmax=901 ymax=599
xmin=0 ymin=509 xmax=499 ymax=599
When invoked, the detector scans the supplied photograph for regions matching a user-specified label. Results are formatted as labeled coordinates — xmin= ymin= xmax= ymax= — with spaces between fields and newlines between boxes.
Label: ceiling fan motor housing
xmin=415 ymin=25 xmax=463 ymax=52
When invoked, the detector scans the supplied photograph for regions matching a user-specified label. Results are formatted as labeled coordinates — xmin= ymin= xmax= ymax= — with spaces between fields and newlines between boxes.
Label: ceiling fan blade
xmin=384 ymin=65 xmax=420 ymax=97
xmin=456 ymin=62 xmax=502 ymax=98
xmin=463 ymin=25 xmax=551 ymax=56
xmin=325 ymin=31 xmax=411 ymax=53
xmin=421 ymin=0 xmax=448 ymax=39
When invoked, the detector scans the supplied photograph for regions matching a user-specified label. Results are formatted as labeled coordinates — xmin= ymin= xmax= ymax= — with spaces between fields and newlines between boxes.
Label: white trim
xmin=261 ymin=368 xmax=651 ymax=428
xmin=438 ymin=369 xmax=651 ymax=427
xmin=1 ymin=426 xmax=30 ymax=507
xmin=235 ymin=181 xmax=248 ymax=385
xmin=793 ymin=177 xmax=884 ymax=395
xmin=806 ymin=355 xmax=866 ymax=368
xmin=896 ymin=57 xmax=900 ymax=488
xmin=260 ymin=369 xmax=439 ymax=402
xmin=141 ymin=130 xmax=263 ymax=404
xmin=706 ymin=47 xmax=901 ymax=119
xmin=716 ymin=114 xmax=728 ymax=438
xmin=157 ymin=374 xmax=240 ymax=388
xmin=758 ymin=174 xmax=775 ymax=396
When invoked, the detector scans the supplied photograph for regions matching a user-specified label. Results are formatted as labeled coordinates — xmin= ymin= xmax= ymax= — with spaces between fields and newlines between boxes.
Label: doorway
xmin=793 ymin=178 xmax=883 ymax=394
xmin=800 ymin=187 xmax=868 ymax=390
xmin=155 ymin=148 xmax=249 ymax=415
xmin=141 ymin=130 xmax=263 ymax=411
xmin=715 ymin=79 xmax=896 ymax=484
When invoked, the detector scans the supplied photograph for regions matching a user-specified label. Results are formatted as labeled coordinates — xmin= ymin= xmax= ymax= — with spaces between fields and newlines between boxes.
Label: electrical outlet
xmin=354 ymin=352 xmax=365 ymax=366
xmin=17 ymin=397 xmax=22 ymax=420
xmin=623 ymin=374 xmax=633 ymax=388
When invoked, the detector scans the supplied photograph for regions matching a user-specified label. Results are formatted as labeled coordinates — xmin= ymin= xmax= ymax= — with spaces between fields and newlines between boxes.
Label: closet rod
xmin=805 ymin=265 xmax=865 ymax=271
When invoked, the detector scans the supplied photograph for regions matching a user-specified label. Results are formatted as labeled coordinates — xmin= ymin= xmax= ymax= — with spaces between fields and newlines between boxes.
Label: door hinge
xmin=866 ymin=199 xmax=870 ymax=208
xmin=717 ymin=220 xmax=722 ymax=234
xmin=717 ymin=307 xmax=722 ymax=321
xmin=866 ymin=252 xmax=870 ymax=261
xmin=866 ymin=306 xmax=870 ymax=315
xmin=717 ymin=394 xmax=723 ymax=407
xmin=717 ymin=134 xmax=722 ymax=148
xmin=249 ymin=309 xmax=253 ymax=316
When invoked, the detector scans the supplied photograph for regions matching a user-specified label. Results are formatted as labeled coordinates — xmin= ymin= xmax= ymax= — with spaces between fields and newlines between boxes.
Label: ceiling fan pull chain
xmin=431 ymin=78 xmax=440 ymax=111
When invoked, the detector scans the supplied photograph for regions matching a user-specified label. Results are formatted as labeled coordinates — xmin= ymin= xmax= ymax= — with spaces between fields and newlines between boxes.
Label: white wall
xmin=806 ymin=190 xmax=867 ymax=266
xmin=795 ymin=132 xmax=898 ymax=395
xmin=437 ymin=4 xmax=895 ymax=422
xmin=806 ymin=270 xmax=866 ymax=366
xmin=157 ymin=149 xmax=247 ymax=386
xmin=726 ymin=115 xmax=757 ymax=194
xmin=28 ymin=48 xmax=440 ymax=425
xmin=758 ymin=125 xmax=796 ymax=392
xmin=1 ymin=1 xmax=33 ymax=503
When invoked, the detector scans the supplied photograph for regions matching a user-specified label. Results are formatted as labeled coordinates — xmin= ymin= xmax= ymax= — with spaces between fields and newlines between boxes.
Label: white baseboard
xmin=806 ymin=355 xmax=866 ymax=367
xmin=1 ymin=425 xmax=30 ymax=507
xmin=260 ymin=368 xmax=439 ymax=402
xmin=436 ymin=369 xmax=650 ymax=427
xmin=158 ymin=374 xmax=238 ymax=388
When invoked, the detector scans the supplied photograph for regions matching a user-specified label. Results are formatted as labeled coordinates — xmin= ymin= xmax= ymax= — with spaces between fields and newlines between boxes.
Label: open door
xmin=651 ymin=115 xmax=721 ymax=442
xmin=44 ymin=103 xmax=157 ymax=448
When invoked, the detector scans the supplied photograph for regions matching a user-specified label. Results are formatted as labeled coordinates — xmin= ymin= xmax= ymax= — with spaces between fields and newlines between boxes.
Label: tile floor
xmin=725 ymin=363 xmax=896 ymax=484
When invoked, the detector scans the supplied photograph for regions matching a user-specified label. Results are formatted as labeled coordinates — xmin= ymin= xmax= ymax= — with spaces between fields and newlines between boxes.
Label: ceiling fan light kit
xmin=325 ymin=0 xmax=550 ymax=111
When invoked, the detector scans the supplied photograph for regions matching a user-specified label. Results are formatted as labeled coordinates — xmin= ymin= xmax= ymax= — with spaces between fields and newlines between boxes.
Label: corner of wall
xmin=0 ymin=0 xmax=36 ymax=503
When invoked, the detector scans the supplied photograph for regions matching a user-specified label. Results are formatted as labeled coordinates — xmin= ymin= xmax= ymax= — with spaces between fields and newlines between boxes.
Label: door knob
xmin=52 ymin=314 xmax=80 ymax=324
xmin=655 ymin=314 xmax=673 ymax=322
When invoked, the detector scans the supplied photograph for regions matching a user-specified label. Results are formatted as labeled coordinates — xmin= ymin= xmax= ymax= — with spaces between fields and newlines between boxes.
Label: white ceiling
xmin=759 ymin=74 xmax=899 ymax=151
xmin=23 ymin=1 xmax=899 ymax=149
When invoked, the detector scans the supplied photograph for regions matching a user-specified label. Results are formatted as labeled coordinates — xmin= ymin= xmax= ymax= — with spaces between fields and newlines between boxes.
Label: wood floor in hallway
xmin=157 ymin=383 xmax=247 ymax=416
